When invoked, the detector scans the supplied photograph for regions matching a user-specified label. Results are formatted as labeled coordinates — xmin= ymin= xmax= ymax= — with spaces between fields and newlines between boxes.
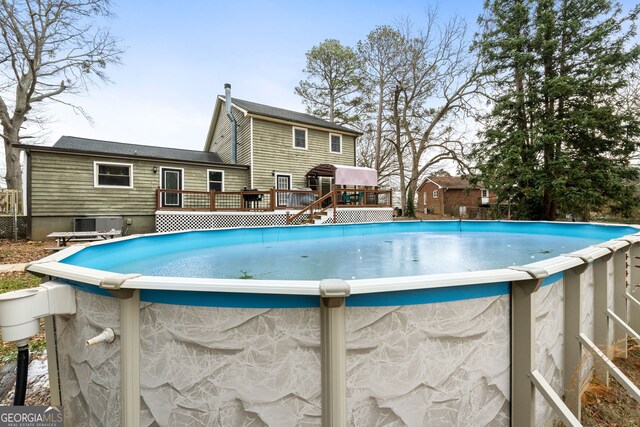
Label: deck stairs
xmin=312 ymin=212 xmax=332 ymax=225
xmin=286 ymin=192 xmax=336 ymax=225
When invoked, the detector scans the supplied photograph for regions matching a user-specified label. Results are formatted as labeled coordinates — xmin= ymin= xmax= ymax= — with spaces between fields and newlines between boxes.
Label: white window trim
xmin=292 ymin=126 xmax=308 ymax=150
xmin=329 ymin=133 xmax=342 ymax=154
xmin=481 ymin=189 xmax=489 ymax=198
xmin=207 ymin=169 xmax=225 ymax=191
xmin=432 ymin=190 xmax=439 ymax=199
xmin=93 ymin=161 xmax=134 ymax=189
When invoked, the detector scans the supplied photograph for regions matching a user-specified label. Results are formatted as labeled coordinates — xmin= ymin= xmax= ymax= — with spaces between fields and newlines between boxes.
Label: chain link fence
xmin=0 ymin=215 xmax=27 ymax=239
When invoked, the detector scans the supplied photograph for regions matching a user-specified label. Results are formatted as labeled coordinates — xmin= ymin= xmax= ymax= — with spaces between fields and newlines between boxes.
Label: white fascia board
xmin=425 ymin=177 xmax=442 ymax=189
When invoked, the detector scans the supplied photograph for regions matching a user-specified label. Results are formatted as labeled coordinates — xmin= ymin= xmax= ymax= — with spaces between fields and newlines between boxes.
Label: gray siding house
xmin=21 ymin=137 xmax=249 ymax=239
xmin=19 ymin=90 xmax=362 ymax=240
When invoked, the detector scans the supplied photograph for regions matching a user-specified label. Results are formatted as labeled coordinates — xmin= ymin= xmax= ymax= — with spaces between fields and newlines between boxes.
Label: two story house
xmin=18 ymin=85 xmax=390 ymax=240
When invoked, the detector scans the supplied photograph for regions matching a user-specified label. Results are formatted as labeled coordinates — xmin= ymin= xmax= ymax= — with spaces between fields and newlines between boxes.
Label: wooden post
xmin=210 ymin=191 xmax=215 ymax=211
xmin=155 ymin=188 xmax=160 ymax=210
xmin=270 ymin=188 xmax=276 ymax=211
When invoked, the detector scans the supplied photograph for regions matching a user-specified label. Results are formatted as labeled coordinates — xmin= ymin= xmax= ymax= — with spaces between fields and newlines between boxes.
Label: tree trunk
xmin=374 ymin=81 xmax=384 ymax=174
xmin=405 ymin=178 xmax=417 ymax=217
xmin=3 ymin=127 xmax=23 ymax=191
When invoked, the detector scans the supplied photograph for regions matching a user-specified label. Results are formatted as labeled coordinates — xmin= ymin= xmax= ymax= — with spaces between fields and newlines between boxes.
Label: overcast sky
xmin=23 ymin=0 xmax=485 ymax=152
xmin=16 ymin=0 xmax=640 ymax=154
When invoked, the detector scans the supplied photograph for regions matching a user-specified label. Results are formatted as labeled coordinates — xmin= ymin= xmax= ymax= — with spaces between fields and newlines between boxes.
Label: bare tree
xmin=357 ymin=26 xmax=404 ymax=185
xmin=388 ymin=13 xmax=480 ymax=215
xmin=0 ymin=0 xmax=123 ymax=190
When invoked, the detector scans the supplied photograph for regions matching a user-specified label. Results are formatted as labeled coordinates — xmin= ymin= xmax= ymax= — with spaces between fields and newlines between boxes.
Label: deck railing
xmin=156 ymin=188 xmax=322 ymax=211
xmin=333 ymin=188 xmax=392 ymax=208
xmin=156 ymin=188 xmax=393 ymax=212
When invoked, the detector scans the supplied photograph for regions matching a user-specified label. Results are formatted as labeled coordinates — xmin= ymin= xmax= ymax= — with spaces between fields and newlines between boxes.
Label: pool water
xmin=105 ymin=231 xmax=599 ymax=280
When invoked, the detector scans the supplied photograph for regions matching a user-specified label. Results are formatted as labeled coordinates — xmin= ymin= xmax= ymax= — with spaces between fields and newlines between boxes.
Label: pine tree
xmin=294 ymin=39 xmax=362 ymax=125
xmin=473 ymin=0 xmax=640 ymax=220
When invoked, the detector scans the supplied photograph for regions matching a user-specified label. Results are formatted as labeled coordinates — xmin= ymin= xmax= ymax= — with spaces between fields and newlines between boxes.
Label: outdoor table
xmin=47 ymin=230 xmax=122 ymax=247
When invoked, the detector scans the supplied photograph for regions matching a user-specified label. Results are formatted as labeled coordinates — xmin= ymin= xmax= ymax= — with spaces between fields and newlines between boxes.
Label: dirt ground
xmin=0 ymin=239 xmax=51 ymax=264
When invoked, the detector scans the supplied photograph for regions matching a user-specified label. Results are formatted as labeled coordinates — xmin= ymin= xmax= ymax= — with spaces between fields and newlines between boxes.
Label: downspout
xmin=224 ymin=83 xmax=237 ymax=164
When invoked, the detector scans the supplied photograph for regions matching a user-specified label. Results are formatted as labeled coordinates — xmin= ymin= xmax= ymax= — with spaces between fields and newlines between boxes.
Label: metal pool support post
xmin=510 ymin=264 xmax=583 ymax=427
xmin=562 ymin=255 xmax=591 ymax=419
xmin=592 ymin=249 xmax=614 ymax=386
xmin=613 ymin=240 xmax=631 ymax=358
xmin=120 ymin=290 xmax=141 ymax=427
xmin=319 ymin=279 xmax=350 ymax=427
xmin=101 ymin=275 xmax=141 ymax=427
xmin=509 ymin=266 xmax=547 ymax=426
xmin=629 ymin=241 xmax=640 ymax=333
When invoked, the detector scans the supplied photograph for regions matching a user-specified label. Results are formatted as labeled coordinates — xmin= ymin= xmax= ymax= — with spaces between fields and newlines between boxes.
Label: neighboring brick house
xmin=417 ymin=176 xmax=495 ymax=215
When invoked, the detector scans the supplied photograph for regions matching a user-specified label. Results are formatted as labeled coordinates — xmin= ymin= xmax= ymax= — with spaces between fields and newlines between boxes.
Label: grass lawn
xmin=0 ymin=272 xmax=46 ymax=365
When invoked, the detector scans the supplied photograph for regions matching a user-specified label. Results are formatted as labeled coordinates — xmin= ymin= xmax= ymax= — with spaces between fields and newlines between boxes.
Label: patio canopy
xmin=306 ymin=164 xmax=378 ymax=186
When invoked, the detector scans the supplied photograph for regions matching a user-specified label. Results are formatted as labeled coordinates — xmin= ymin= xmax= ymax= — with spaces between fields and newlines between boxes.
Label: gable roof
xmin=19 ymin=136 xmax=235 ymax=166
xmin=423 ymin=176 xmax=477 ymax=190
xmin=204 ymin=95 xmax=361 ymax=151
xmin=230 ymin=97 xmax=360 ymax=135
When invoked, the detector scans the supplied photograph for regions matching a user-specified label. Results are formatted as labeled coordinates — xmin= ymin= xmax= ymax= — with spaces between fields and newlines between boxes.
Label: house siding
xmin=30 ymin=151 xmax=248 ymax=217
xmin=209 ymin=103 xmax=251 ymax=165
xmin=251 ymin=118 xmax=356 ymax=190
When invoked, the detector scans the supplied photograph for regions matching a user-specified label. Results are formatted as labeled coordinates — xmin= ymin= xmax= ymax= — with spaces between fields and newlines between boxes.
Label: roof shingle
xmin=47 ymin=136 xmax=226 ymax=164
xmin=229 ymin=97 xmax=361 ymax=135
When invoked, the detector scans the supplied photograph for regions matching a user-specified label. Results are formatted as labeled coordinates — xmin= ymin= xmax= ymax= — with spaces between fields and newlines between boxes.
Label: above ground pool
xmin=58 ymin=221 xmax=637 ymax=280
xmin=15 ymin=220 xmax=640 ymax=426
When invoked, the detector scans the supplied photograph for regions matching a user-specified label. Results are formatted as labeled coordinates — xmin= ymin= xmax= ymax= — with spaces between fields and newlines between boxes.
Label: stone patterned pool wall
xmin=54 ymin=270 xmax=606 ymax=426
xmin=55 ymin=291 xmax=121 ymax=426
xmin=138 ymin=304 xmax=321 ymax=426
xmin=346 ymin=296 xmax=511 ymax=426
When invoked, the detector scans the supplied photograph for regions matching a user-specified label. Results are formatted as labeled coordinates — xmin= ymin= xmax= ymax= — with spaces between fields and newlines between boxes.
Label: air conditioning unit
xmin=74 ymin=216 xmax=123 ymax=233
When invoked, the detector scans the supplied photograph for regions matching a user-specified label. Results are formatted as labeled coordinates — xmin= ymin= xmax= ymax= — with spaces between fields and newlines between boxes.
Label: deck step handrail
xmin=286 ymin=192 xmax=335 ymax=225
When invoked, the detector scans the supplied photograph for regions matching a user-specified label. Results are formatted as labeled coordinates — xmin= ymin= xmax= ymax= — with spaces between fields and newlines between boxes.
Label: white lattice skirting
xmin=155 ymin=208 xmax=393 ymax=233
